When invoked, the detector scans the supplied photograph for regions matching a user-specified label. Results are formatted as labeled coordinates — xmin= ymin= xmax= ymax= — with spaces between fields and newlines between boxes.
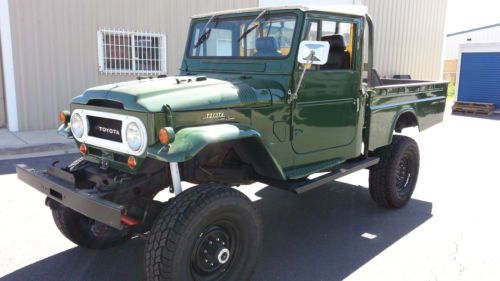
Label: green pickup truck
xmin=17 ymin=5 xmax=447 ymax=281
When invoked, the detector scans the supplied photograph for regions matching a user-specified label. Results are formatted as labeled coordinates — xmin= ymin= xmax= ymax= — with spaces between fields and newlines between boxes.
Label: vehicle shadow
xmin=0 ymin=181 xmax=433 ymax=281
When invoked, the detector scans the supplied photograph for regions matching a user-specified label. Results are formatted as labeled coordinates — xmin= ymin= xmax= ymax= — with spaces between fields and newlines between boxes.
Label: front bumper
xmin=16 ymin=164 xmax=125 ymax=230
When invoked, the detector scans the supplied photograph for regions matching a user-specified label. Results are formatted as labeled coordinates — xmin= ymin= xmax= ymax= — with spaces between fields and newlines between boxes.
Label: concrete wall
xmin=445 ymin=25 xmax=500 ymax=60
xmin=7 ymin=0 xmax=258 ymax=131
xmin=0 ymin=36 xmax=5 ymax=128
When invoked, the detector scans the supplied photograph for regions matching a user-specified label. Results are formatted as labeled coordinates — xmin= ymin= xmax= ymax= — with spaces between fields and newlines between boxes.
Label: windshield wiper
xmin=194 ymin=15 xmax=219 ymax=48
xmin=238 ymin=10 xmax=268 ymax=42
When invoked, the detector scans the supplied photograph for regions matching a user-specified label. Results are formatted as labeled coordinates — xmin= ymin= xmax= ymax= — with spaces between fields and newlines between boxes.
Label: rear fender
xmin=368 ymin=106 xmax=417 ymax=150
xmin=390 ymin=108 xmax=419 ymax=135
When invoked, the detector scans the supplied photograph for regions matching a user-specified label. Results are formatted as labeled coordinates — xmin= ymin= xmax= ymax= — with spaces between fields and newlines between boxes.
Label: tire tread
xmin=369 ymin=135 xmax=420 ymax=208
xmin=144 ymin=184 xmax=261 ymax=281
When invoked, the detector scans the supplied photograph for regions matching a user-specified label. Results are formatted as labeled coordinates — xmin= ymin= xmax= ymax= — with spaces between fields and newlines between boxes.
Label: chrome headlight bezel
xmin=70 ymin=112 xmax=85 ymax=139
xmin=70 ymin=109 xmax=148 ymax=156
xmin=125 ymin=121 xmax=143 ymax=152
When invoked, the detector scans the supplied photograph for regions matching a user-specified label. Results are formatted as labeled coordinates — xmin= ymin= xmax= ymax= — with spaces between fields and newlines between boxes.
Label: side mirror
xmin=297 ymin=40 xmax=330 ymax=65
xmin=289 ymin=41 xmax=330 ymax=104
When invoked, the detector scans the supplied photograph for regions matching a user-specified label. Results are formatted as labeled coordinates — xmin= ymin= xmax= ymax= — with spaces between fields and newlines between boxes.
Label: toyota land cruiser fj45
xmin=17 ymin=5 xmax=447 ymax=281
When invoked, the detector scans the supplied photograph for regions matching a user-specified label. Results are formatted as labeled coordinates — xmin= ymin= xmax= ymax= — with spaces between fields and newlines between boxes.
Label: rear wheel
xmin=144 ymin=184 xmax=262 ymax=281
xmin=369 ymin=135 xmax=420 ymax=208
xmin=51 ymin=202 xmax=131 ymax=249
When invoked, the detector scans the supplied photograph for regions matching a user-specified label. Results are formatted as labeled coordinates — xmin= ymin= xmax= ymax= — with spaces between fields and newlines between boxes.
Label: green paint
xmin=65 ymin=8 xmax=446 ymax=180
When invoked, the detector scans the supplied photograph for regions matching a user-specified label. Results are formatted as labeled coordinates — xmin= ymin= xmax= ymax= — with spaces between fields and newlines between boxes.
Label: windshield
xmin=188 ymin=13 xmax=297 ymax=59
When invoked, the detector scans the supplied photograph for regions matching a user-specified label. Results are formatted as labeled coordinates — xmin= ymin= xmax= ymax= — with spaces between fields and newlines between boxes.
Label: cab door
xmin=291 ymin=16 xmax=362 ymax=157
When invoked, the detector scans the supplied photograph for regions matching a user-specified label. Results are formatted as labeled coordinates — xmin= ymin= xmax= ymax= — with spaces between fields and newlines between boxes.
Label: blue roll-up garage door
xmin=458 ymin=52 xmax=500 ymax=108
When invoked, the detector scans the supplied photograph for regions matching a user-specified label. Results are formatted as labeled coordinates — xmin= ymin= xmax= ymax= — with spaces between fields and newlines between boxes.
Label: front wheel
xmin=144 ymin=184 xmax=262 ymax=281
xmin=369 ymin=135 xmax=420 ymax=208
xmin=51 ymin=202 xmax=131 ymax=249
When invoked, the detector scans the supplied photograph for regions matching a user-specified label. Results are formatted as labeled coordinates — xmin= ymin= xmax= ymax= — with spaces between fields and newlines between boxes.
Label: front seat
xmin=254 ymin=37 xmax=282 ymax=57
xmin=321 ymin=35 xmax=351 ymax=70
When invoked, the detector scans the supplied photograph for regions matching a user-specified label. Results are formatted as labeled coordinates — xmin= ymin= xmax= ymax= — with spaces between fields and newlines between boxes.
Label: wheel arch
xmin=388 ymin=108 xmax=420 ymax=144
xmin=147 ymin=123 xmax=286 ymax=180
xmin=393 ymin=109 xmax=420 ymax=133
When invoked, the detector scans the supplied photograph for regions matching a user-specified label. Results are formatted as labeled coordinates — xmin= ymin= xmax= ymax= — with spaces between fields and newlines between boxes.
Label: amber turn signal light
xmin=79 ymin=143 xmax=87 ymax=155
xmin=59 ymin=111 xmax=70 ymax=124
xmin=159 ymin=127 xmax=175 ymax=145
xmin=159 ymin=128 xmax=169 ymax=145
xmin=128 ymin=156 xmax=137 ymax=170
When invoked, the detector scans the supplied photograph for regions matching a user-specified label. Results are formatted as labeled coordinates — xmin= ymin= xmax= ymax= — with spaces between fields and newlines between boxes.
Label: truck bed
xmin=367 ymin=79 xmax=448 ymax=150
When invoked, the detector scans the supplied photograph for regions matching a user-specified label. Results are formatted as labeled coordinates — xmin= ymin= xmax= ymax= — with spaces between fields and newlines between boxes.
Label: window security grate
xmin=97 ymin=29 xmax=167 ymax=75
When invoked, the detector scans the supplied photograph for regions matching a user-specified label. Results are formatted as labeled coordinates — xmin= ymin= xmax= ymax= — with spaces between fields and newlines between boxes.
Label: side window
xmin=304 ymin=20 xmax=319 ymax=70
xmin=305 ymin=20 xmax=319 ymax=40
xmin=320 ymin=20 xmax=356 ymax=70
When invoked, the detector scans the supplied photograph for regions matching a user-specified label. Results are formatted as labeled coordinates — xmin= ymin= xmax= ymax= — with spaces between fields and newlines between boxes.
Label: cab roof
xmin=191 ymin=5 xmax=368 ymax=19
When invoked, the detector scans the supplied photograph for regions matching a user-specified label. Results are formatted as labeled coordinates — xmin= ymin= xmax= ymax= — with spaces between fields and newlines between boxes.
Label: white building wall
xmin=445 ymin=25 xmax=500 ymax=60
xmin=363 ymin=0 xmax=447 ymax=80
xmin=4 ymin=0 xmax=258 ymax=131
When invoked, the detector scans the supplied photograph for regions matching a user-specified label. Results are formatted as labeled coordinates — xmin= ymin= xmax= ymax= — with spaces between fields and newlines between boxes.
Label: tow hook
xmin=120 ymin=212 xmax=140 ymax=226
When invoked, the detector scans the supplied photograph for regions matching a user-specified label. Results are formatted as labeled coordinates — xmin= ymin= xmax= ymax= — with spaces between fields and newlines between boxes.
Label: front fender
xmin=147 ymin=123 xmax=262 ymax=163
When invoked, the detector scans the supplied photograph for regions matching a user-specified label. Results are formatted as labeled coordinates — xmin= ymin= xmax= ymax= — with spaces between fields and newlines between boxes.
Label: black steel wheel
xmin=144 ymin=184 xmax=261 ymax=281
xmin=369 ymin=135 xmax=420 ymax=208
xmin=50 ymin=201 xmax=131 ymax=249
xmin=191 ymin=224 xmax=237 ymax=280
xmin=395 ymin=155 xmax=413 ymax=196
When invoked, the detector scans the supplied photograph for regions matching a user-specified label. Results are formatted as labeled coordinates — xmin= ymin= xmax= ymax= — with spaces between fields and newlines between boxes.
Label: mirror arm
xmin=289 ymin=50 xmax=315 ymax=104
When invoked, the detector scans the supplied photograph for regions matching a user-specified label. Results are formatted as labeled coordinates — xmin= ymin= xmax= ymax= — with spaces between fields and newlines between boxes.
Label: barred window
xmin=97 ymin=29 xmax=167 ymax=75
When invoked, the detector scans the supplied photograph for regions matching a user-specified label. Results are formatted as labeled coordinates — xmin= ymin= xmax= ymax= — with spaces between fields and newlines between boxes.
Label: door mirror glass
xmin=297 ymin=40 xmax=330 ymax=65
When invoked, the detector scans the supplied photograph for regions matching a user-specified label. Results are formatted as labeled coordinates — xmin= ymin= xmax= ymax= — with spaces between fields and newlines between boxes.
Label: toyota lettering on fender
xmin=16 ymin=5 xmax=448 ymax=281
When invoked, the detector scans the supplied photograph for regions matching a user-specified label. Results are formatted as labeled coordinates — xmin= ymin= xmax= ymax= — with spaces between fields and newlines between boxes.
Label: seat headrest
xmin=256 ymin=37 xmax=279 ymax=53
xmin=322 ymin=34 xmax=346 ymax=52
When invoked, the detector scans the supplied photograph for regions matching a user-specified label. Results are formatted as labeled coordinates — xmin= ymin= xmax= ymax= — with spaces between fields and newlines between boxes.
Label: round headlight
xmin=71 ymin=113 xmax=84 ymax=139
xmin=126 ymin=122 xmax=143 ymax=151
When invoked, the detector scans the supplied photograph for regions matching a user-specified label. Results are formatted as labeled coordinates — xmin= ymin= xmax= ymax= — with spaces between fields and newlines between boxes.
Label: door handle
xmin=353 ymin=98 xmax=360 ymax=112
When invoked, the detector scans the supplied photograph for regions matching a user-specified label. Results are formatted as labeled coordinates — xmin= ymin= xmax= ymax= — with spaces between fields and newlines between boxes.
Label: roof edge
xmin=191 ymin=5 xmax=368 ymax=19
xmin=447 ymin=22 xmax=500 ymax=37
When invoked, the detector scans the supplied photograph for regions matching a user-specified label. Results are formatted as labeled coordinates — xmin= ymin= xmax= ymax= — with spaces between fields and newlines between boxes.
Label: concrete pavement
xmin=0 ymin=112 xmax=499 ymax=280
xmin=0 ymin=129 xmax=77 ymax=160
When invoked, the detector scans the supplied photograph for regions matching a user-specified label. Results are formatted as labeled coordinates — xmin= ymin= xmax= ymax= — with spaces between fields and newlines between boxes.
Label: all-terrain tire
xmin=144 ymin=184 xmax=262 ymax=281
xmin=51 ymin=203 xmax=131 ymax=249
xmin=369 ymin=135 xmax=420 ymax=208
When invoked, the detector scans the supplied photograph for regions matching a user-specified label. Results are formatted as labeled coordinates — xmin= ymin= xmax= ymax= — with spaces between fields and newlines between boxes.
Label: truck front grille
xmin=87 ymin=116 xmax=122 ymax=142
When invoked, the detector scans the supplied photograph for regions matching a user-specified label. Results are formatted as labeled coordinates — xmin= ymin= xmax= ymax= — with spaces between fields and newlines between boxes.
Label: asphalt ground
xmin=0 ymin=113 xmax=499 ymax=281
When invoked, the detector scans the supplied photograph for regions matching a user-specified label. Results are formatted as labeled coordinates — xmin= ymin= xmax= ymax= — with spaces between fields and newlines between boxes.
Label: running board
xmin=262 ymin=157 xmax=380 ymax=194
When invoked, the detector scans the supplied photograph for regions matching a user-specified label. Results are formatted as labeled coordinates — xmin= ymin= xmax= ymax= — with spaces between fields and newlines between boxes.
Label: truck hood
xmin=72 ymin=76 xmax=275 ymax=112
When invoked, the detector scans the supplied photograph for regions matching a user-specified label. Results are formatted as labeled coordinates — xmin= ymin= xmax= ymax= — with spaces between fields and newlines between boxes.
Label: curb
xmin=0 ymin=143 xmax=77 ymax=156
